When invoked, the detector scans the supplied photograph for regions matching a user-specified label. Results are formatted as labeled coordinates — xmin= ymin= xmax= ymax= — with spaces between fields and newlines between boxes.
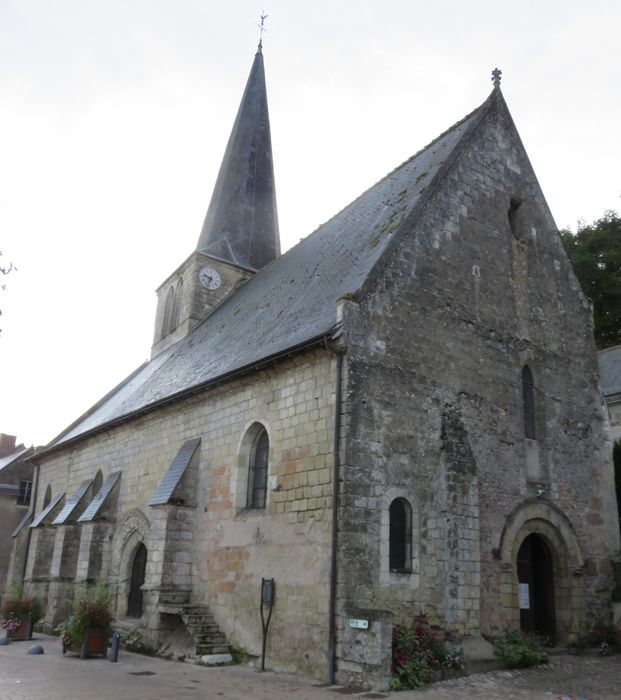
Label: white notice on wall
xmin=518 ymin=583 xmax=530 ymax=610
xmin=349 ymin=619 xmax=369 ymax=630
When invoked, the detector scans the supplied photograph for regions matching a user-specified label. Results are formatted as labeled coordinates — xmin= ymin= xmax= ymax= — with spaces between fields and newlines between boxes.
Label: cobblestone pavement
xmin=0 ymin=636 xmax=620 ymax=700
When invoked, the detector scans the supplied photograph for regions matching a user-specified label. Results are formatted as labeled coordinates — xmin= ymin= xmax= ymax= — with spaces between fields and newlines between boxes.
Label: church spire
xmin=196 ymin=47 xmax=280 ymax=271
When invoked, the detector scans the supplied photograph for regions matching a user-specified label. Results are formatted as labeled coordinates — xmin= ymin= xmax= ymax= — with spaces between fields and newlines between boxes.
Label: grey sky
xmin=1 ymin=0 xmax=619 ymax=445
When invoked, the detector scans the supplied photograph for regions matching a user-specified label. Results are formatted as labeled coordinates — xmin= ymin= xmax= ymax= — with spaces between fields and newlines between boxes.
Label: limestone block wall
xmin=25 ymin=348 xmax=336 ymax=680
xmin=334 ymin=95 xmax=620 ymax=687
xmin=152 ymin=252 xmax=250 ymax=356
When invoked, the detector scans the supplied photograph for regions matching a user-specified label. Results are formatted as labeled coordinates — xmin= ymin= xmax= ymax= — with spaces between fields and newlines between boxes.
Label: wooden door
xmin=127 ymin=543 xmax=147 ymax=618
xmin=517 ymin=534 xmax=555 ymax=644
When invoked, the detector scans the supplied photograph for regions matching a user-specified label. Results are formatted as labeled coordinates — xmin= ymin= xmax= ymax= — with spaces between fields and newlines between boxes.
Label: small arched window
xmin=92 ymin=469 xmax=103 ymax=498
xmin=522 ymin=365 xmax=536 ymax=440
xmin=162 ymin=286 xmax=175 ymax=337
xmin=174 ymin=279 xmax=184 ymax=327
xmin=247 ymin=429 xmax=269 ymax=509
xmin=389 ymin=498 xmax=412 ymax=572
xmin=43 ymin=485 xmax=52 ymax=508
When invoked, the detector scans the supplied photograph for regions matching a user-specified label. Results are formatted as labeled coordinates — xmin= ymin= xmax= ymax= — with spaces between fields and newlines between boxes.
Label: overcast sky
xmin=1 ymin=0 xmax=620 ymax=447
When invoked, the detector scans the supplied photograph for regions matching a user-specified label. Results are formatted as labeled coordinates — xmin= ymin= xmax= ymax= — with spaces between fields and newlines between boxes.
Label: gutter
xmin=31 ymin=331 xmax=335 ymax=460
xmin=327 ymin=341 xmax=345 ymax=685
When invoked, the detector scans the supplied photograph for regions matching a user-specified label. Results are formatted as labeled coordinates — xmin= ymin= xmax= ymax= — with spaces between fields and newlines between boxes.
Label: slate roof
xmin=197 ymin=48 xmax=280 ymax=271
xmin=30 ymin=492 xmax=65 ymax=528
xmin=0 ymin=445 xmax=30 ymax=472
xmin=598 ymin=345 xmax=621 ymax=397
xmin=52 ymin=478 xmax=93 ymax=524
xmin=147 ymin=437 xmax=201 ymax=506
xmin=12 ymin=510 xmax=32 ymax=538
xmin=77 ymin=471 xmax=122 ymax=522
xmin=47 ymin=95 xmax=490 ymax=452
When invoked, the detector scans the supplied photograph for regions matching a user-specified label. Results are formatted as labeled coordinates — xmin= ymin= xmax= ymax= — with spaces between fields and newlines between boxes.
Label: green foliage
xmin=229 ymin=644 xmax=251 ymax=664
xmin=390 ymin=613 xmax=464 ymax=691
xmin=62 ymin=594 xmax=114 ymax=648
xmin=493 ymin=630 xmax=548 ymax=668
xmin=1 ymin=596 xmax=42 ymax=631
xmin=571 ymin=623 xmax=621 ymax=655
xmin=560 ymin=211 xmax=621 ymax=349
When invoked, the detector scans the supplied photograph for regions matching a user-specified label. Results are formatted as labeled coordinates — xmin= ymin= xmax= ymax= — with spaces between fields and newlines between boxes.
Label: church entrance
xmin=517 ymin=534 xmax=555 ymax=644
xmin=127 ymin=543 xmax=147 ymax=618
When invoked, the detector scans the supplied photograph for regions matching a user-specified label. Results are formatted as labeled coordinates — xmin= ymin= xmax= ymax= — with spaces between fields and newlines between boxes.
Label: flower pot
xmin=7 ymin=616 xmax=32 ymax=641
xmin=63 ymin=627 xmax=108 ymax=659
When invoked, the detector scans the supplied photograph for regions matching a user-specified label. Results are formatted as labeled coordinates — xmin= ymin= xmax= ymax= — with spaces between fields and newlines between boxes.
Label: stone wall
xmin=25 ymin=348 xmax=336 ymax=680
xmin=333 ymin=97 xmax=620 ymax=687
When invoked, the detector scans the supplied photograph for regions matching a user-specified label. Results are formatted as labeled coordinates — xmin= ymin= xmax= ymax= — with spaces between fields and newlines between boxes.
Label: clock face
xmin=199 ymin=267 xmax=221 ymax=290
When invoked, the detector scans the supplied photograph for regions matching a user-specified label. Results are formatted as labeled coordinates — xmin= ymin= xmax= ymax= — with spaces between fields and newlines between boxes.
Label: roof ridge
xmin=294 ymin=103 xmax=485 ymax=245
xmin=353 ymin=93 xmax=496 ymax=302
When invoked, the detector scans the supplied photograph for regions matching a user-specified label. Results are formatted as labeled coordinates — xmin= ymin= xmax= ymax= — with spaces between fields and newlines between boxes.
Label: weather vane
xmin=257 ymin=12 xmax=268 ymax=50
xmin=491 ymin=67 xmax=502 ymax=89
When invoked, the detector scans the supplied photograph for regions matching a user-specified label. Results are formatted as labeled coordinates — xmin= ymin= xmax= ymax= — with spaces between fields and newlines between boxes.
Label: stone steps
xmin=178 ymin=604 xmax=231 ymax=659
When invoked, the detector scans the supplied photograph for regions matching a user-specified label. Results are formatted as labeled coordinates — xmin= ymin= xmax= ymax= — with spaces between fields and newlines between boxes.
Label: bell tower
xmin=151 ymin=44 xmax=280 ymax=358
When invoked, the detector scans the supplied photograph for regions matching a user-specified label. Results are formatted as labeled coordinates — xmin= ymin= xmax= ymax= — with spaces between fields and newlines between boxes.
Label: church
xmin=9 ymin=45 xmax=620 ymax=690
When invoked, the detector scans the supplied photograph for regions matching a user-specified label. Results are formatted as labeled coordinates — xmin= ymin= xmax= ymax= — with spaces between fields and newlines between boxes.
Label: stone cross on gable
xmin=492 ymin=67 xmax=502 ymax=88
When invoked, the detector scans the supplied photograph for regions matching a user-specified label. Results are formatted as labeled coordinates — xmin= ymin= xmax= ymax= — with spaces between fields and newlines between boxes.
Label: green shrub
xmin=390 ymin=613 xmax=464 ymax=691
xmin=61 ymin=597 xmax=113 ymax=648
xmin=493 ymin=630 xmax=548 ymax=668
xmin=1 ymin=596 xmax=42 ymax=632
xmin=572 ymin=623 xmax=621 ymax=655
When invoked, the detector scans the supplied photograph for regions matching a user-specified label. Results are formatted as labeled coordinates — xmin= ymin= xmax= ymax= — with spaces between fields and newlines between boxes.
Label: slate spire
xmin=196 ymin=46 xmax=280 ymax=271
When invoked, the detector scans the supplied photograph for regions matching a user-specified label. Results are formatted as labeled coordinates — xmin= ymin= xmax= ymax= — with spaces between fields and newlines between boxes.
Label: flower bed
xmin=390 ymin=613 xmax=464 ymax=690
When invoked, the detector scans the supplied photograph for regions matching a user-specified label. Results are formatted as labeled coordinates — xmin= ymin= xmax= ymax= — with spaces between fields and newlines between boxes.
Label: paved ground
xmin=0 ymin=635 xmax=620 ymax=700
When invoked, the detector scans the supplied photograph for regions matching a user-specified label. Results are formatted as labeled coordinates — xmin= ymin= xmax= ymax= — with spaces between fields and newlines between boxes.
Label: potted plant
xmin=1 ymin=596 xmax=41 ymax=641
xmin=62 ymin=597 xmax=114 ymax=659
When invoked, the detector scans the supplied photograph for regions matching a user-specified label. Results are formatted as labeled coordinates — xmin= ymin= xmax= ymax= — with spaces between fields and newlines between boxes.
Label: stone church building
xmin=10 ymin=47 xmax=620 ymax=689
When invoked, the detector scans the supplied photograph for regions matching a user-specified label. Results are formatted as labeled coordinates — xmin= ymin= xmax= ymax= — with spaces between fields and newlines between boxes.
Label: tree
xmin=560 ymin=211 xmax=621 ymax=349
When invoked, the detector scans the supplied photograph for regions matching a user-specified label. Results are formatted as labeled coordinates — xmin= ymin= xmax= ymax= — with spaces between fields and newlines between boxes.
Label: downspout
xmin=327 ymin=349 xmax=343 ymax=685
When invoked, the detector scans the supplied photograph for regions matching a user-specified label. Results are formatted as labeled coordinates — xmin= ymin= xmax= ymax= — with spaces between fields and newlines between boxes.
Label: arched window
xmin=162 ymin=286 xmax=175 ymax=337
xmin=247 ymin=429 xmax=269 ymax=509
xmin=174 ymin=279 xmax=184 ymax=327
xmin=43 ymin=485 xmax=52 ymax=508
xmin=92 ymin=469 xmax=103 ymax=498
xmin=389 ymin=498 xmax=412 ymax=572
xmin=522 ymin=365 xmax=536 ymax=440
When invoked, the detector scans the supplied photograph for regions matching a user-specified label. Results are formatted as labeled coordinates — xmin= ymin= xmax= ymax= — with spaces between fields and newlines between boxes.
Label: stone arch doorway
xmin=127 ymin=543 xmax=147 ymax=618
xmin=517 ymin=534 xmax=556 ymax=643
xmin=110 ymin=509 xmax=150 ymax=620
xmin=496 ymin=501 xmax=585 ymax=644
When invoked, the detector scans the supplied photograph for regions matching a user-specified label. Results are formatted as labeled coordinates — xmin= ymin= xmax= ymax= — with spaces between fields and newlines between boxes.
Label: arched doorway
xmin=517 ymin=534 xmax=555 ymax=643
xmin=127 ymin=543 xmax=147 ymax=618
